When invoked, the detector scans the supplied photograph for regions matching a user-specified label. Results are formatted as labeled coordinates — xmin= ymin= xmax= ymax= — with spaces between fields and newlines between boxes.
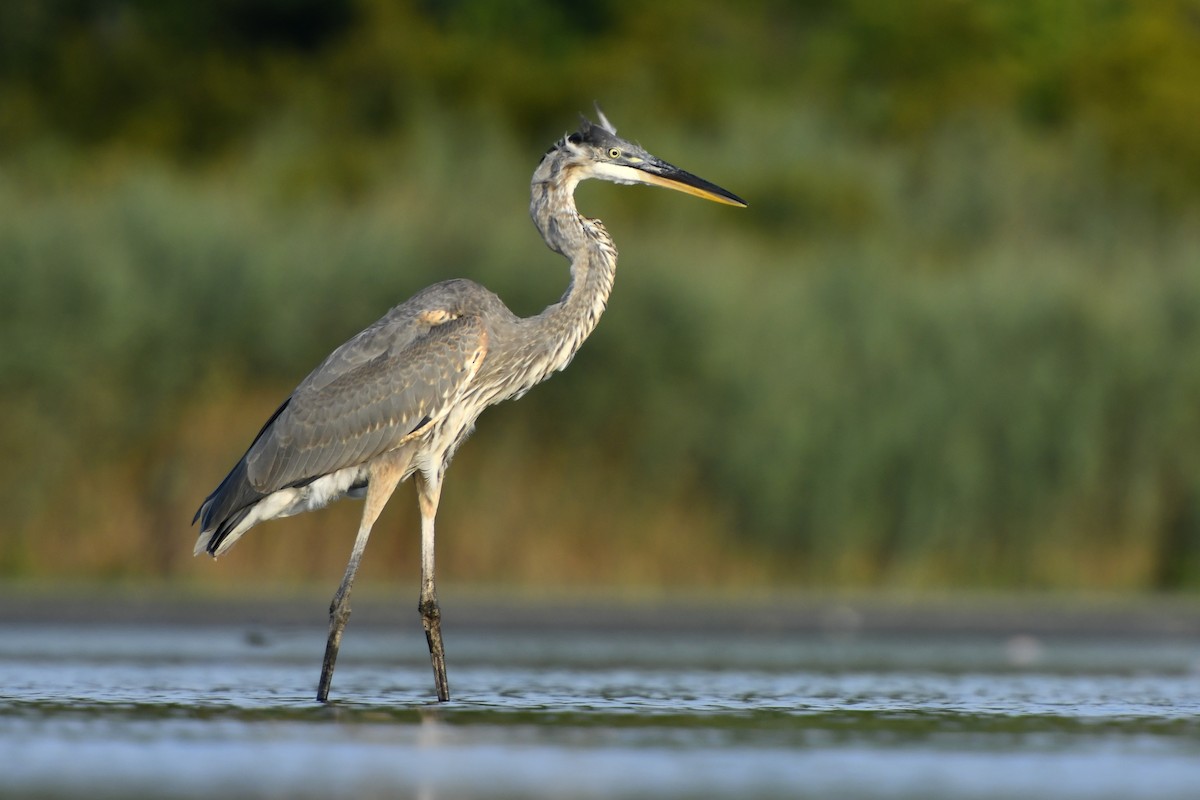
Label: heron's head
xmin=541 ymin=106 xmax=747 ymax=208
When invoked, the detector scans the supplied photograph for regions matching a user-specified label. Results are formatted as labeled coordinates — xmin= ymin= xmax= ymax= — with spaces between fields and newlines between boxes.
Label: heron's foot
xmin=318 ymin=594 xmax=353 ymax=703
xmin=419 ymin=597 xmax=450 ymax=702
xmin=316 ymin=644 xmax=337 ymax=703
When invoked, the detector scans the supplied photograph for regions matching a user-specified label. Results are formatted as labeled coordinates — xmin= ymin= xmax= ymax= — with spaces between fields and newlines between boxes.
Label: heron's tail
xmin=193 ymin=458 xmax=263 ymax=558
xmin=193 ymin=397 xmax=292 ymax=558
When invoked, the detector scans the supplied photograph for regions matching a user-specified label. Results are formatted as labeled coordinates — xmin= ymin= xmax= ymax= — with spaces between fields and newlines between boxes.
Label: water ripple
xmin=2 ymin=624 xmax=1199 ymax=799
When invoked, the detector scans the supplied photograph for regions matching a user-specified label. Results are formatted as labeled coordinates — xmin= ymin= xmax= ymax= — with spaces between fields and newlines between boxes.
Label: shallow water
xmin=2 ymin=617 xmax=1199 ymax=799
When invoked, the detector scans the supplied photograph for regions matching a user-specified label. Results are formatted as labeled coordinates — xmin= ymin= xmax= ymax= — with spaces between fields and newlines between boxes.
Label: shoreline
xmin=1 ymin=584 xmax=1197 ymax=638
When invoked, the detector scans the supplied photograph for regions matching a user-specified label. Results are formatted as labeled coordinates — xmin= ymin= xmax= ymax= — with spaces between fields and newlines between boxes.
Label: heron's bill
xmin=640 ymin=168 xmax=747 ymax=207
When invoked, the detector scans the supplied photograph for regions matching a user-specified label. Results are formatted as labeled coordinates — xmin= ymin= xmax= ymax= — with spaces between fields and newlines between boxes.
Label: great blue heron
xmin=193 ymin=108 xmax=746 ymax=702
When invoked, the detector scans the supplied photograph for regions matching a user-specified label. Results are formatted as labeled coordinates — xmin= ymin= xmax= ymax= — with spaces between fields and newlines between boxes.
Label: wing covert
xmin=244 ymin=312 xmax=488 ymax=492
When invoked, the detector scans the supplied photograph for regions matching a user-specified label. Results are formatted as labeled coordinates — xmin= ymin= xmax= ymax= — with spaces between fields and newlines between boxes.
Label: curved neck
xmin=526 ymin=152 xmax=618 ymax=373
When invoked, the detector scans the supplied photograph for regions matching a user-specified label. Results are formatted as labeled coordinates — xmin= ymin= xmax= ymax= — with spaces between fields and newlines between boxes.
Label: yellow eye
xmin=608 ymin=147 xmax=621 ymax=159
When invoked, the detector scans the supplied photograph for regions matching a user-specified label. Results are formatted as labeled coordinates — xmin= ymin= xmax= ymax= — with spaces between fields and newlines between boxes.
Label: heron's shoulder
xmin=291 ymin=281 xmax=495 ymax=397
xmin=394 ymin=278 xmax=510 ymax=317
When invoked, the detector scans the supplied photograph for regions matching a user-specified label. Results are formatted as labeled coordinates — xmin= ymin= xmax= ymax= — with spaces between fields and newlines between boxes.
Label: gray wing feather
xmin=243 ymin=300 xmax=488 ymax=493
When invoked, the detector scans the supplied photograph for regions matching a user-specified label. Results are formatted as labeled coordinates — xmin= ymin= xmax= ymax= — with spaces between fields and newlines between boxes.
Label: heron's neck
xmin=527 ymin=163 xmax=618 ymax=376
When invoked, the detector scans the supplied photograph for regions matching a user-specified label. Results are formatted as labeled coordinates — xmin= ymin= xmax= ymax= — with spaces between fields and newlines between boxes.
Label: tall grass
xmin=2 ymin=107 xmax=1198 ymax=589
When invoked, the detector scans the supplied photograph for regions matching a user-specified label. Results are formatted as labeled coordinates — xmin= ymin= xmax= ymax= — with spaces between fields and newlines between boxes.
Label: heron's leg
xmin=415 ymin=472 xmax=450 ymax=702
xmin=316 ymin=462 xmax=403 ymax=703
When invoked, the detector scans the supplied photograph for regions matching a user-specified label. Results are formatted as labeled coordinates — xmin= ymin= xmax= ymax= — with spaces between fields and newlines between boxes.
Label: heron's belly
xmin=258 ymin=464 xmax=372 ymax=524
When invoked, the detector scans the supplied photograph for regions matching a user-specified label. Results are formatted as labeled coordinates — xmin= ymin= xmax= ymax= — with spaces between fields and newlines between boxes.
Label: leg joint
xmin=418 ymin=597 xmax=440 ymax=621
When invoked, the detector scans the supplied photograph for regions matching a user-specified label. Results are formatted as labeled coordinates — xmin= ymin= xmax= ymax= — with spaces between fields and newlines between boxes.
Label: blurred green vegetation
xmin=2 ymin=0 xmax=1199 ymax=590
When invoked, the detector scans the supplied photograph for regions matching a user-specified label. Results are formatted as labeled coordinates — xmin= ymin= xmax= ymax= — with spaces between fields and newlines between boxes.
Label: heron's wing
xmin=243 ymin=310 xmax=488 ymax=492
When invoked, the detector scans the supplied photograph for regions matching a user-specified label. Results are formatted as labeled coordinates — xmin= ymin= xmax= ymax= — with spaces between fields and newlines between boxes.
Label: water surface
xmin=2 ymin=603 xmax=1198 ymax=799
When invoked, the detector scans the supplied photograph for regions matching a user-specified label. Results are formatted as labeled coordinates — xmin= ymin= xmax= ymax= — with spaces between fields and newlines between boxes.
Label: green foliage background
xmin=2 ymin=0 xmax=1199 ymax=591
